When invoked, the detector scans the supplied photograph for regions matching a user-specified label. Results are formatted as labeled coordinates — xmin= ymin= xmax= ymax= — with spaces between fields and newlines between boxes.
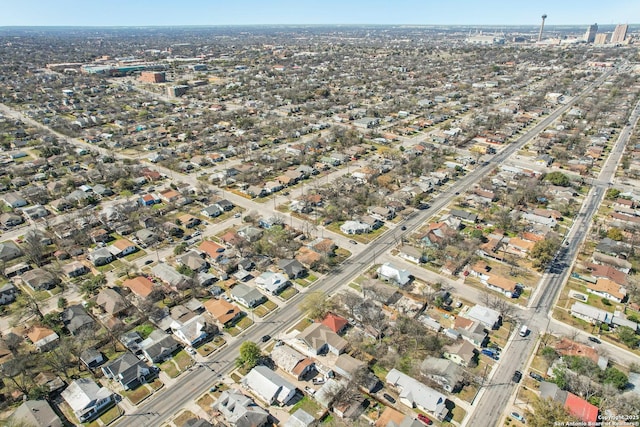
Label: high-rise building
xmin=584 ymin=24 xmax=598 ymax=43
xmin=594 ymin=33 xmax=609 ymax=45
xmin=611 ymin=24 xmax=628 ymax=44
xmin=538 ymin=14 xmax=547 ymax=42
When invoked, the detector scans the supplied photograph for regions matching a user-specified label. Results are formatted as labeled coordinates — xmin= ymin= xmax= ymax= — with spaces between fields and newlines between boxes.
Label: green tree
xmin=298 ymin=292 xmax=335 ymax=320
xmin=601 ymin=367 xmax=628 ymax=390
xmin=617 ymin=326 xmax=640 ymax=349
xmin=174 ymin=243 xmax=187 ymax=255
xmin=236 ymin=341 xmax=261 ymax=370
xmin=606 ymin=188 xmax=621 ymax=199
xmin=544 ymin=171 xmax=571 ymax=187
xmin=606 ymin=227 xmax=624 ymax=241
xmin=525 ymin=397 xmax=580 ymax=427
xmin=530 ymin=238 xmax=561 ymax=270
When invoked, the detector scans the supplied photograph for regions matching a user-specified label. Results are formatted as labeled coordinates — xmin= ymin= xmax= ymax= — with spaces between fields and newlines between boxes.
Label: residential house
xmin=420 ymin=357 xmax=463 ymax=392
xmin=140 ymin=329 xmax=180 ymax=363
xmin=61 ymin=378 xmax=115 ymax=423
xmin=199 ymin=240 xmax=226 ymax=261
xmin=201 ymin=204 xmax=223 ymax=218
xmin=178 ymin=214 xmax=201 ymax=229
xmin=61 ymin=304 xmax=95 ymax=335
xmin=96 ymin=288 xmax=128 ymax=316
xmin=585 ymin=278 xmax=627 ymax=303
xmin=385 ymin=369 xmax=449 ymax=420
xmin=204 ymin=298 xmax=242 ymax=326
xmin=151 ymin=263 xmax=190 ymax=290
xmin=522 ymin=212 xmax=556 ymax=227
xmin=173 ymin=314 xmax=217 ymax=348
xmin=285 ymin=409 xmax=316 ymax=427
xmin=278 ymin=259 xmax=306 ymax=279
xmin=8 ymin=400 xmax=63 ymax=427
xmin=230 ymin=283 xmax=267 ymax=308
xmin=136 ymin=229 xmax=158 ymax=246
xmin=80 ymin=348 xmax=106 ymax=369
xmin=62 ymin=260 xmax=89 ymax=278
xmin=26 ymin=326 xmax=59 ymax=352
xmin=2 ymin=192 xmax=27 ymax=208
xmin=539 ymin=381 xmax=599 ymax=425
xmin=271 ymin=345 xmax=316 ymax=381
xmin=454 ymin=317 xmax=488 ymax=347
xmin=0 ymin=283 xmax=17 ymax=305
xmin=159 ymin=189 xmax=181 ymax=204
xmin=178 ymin=250 xmax=209 ymax=272
xmin=0 ymin=212 xmax=24 ymax=227
xmin=340 ymin=220 xmax=371 ymax=235
xmin=297 ymin=323 xmax=348 ymax=355
xmin=109 ymin=239 xmax=137 ymax=258
xmin=215 ymin=199 xmax=234 ymax=211
xmin=89 ymin=247 xmax=114 ymax=266
xmin=334 ymin=353 xmax=366 ymax=380
xmin=485 ymin=274 xmax=519 ymax=298
xmin=443 ymin=340 xmax=478 ymax=367
xmin=102 ymin=352 xmax=151 ymax=390
xmin=212 ymin=390 xmax=270 ymax=427
xmin=0 ymin=241 xmax=22 ymax=262
xmin=450 ymin=209 xmax=478 ymax=224
xmin=123 ymin=276 xmax=155 ymax=299
xmin=242 ymin=365 xmax=297 ymax=406
xmin=374 ymin=407 xmax=423 ymax=427
xmin=321 ymin=313 xmax=349 ymax=335
xmin=377 ymin=262 xmax=411 ymax=287
xmin=570 ymin=302 xmax=614 ymax=325
xmin=398 ymin=245 xmax=425 ymax=264
xmin=464 ymin=305 xmax=501 ymax=329
xmin=255 ymin=271 xmax=289 ymax=295
xmin=21 ymin=268 xmax=57 ymax=291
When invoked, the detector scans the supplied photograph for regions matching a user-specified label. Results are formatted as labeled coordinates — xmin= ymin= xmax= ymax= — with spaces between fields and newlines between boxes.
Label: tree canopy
xmin=544 ymin=171 xmax=571 ymax=187
xmin=236 ymin=341 xmax=261 ymax=370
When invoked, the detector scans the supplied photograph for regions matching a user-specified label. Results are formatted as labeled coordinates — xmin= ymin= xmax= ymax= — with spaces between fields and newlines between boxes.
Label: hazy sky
xmin=1 ymin=0 xmax=638 ymax=27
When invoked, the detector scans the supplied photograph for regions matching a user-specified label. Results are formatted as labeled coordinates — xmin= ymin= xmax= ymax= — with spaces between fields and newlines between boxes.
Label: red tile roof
xmin=565 ymin=392 xmax=598 ymax=424
xmin=321 ymin=313 xmax=348 ymax=334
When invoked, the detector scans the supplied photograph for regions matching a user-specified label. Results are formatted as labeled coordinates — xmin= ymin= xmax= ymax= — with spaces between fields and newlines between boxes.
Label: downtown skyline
xmin=1 ymin=0 xmax=639 ymax=27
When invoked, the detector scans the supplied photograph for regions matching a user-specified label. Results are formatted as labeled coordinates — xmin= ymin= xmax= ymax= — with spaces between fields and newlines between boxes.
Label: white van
xmin=519 ymin=325 xmax=528 ymax=337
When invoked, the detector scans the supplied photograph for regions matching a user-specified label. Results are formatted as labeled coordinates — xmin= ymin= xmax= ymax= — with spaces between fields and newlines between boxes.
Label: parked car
xmin=529 ymin=372 xmax=544 ymax=382
xmin=511 ymin=412 xmax=525 ymax=422
xmin=512 ymin=371 xmax=522 ymax=383
xmin=417 ymin=413 xmax=433 ymax=425
xmin=588 ymin=336 xmax=601 ymax=344
xmin=186 ymin=347 xmax=196 ymax=356
xmin=383 ymin=393 xmax=396 ymax=404
xmin=349 ymin=239 xmax=357 ymax=245
xmin=234 ymin=212 xmax=241 ymax=218
xmin=261 ymin=335 xmax=271 ymax=343
xmin=400 ymin=225 xmax=407 ymax=230
xmin=312 ymin=377 xmax=325 ymax=385
xmin=144 ymin=259 xmax=153 ymax=265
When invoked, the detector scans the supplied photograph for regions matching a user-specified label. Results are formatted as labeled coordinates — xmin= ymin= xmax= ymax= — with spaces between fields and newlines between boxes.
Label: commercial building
xmin=139 ymin=71 xmax=166 ymax=83
xmin=584 ymin=24 xmax=598 ymax=43
xmin=611 ymin=24 xmax=628 ymax=44
xmin=594 ymin=33 xmax=609 ymax=45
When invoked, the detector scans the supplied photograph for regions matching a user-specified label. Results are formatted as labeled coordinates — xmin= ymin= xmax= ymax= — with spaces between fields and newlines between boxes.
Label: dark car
xmin=529 ymin=372 xmax=544 ymax=382
xmin=417 ymin=413 xmax=433 ymax=425
xmin=400 ymin=225 xmax=407 ymax=231
xmin=512 ymin=370 xmax=522 ymax=383
xmin=383 ymin=393 xmax=396 ymax=404
xmin=588 ymin=336 xmax=601 ymax=344
xmin=349 ymin=239 xmax=357 ymax=245
xmin=261 ymin=335 xmax=271 ymax=343
xmin=144 ymin=259 xmax=153 ymax=265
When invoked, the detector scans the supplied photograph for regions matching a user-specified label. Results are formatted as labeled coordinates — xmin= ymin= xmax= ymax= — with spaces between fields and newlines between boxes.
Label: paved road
xmin=465 ymin=68 xmax=640 ymax=427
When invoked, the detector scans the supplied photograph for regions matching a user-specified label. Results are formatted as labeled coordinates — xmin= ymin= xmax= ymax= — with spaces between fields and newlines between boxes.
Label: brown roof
xmin=585 ymin=262 xmax=628 ymax=286
xmin=587 ymin=278 xmax=626 ymax=300
xmin=26 ymin=326 xmax=56 ymax=343
xmin=555 ymin=338 xmax=599 ymax=363
xmin=203 ymin=299 xmax=241 ymax=325
xmin=199 ymin=240 xmax=226 ymax=258
xmin=487 ymin=274 xmax=517 ymax=292
xmin=296 ymin=247 xmax=322 ymax=266
xmin=123 ymin=276 xmax=154 ymax=298
xmin=454 ymin=316 xmax=474 ymax=330
xmin=112 ymin=239 xmax=135 ymax=251
xmin=375 ymin=407 xmax=406 ymax=427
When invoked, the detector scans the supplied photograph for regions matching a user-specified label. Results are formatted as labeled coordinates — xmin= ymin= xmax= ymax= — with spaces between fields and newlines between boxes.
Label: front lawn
xmin=173 ymin=410 xmax=196 ymax=427
xmin=124 ymin=385 xmax=151 ymax=405
xmin=160 ymin=360 xmax=180 ymax=378
xmin=174 ymin=350 xmax=193 ymax=371
xmin=279 ymin=286 xmax=299 ymax=300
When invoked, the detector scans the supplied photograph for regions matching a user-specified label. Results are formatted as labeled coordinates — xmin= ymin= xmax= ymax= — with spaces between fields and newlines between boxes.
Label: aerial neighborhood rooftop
xmin=0 ymin=22 xmax=639 ymax=427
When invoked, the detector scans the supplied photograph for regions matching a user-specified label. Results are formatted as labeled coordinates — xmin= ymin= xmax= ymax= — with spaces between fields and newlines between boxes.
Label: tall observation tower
xmin=538 ymin=14 xmax=547 ymax=42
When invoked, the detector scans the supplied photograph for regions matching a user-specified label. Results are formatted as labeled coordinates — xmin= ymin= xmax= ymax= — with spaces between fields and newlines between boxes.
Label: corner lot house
xmin=385 ymin=368 xmax=449 ymax=420
xmin=377 ymin=262 xmax=411 ymax=287
xmin=61 ymin=378 xmax=115 ymax=423
xmin=464 ymin=305 xmax=500 ymax=329
xmin=242 ymin=365 xmax=297 ymax=406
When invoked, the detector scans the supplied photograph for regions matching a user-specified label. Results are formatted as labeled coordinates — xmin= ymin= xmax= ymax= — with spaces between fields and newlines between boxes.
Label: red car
xmin=417 ymin=414 xmax=432 ymax=425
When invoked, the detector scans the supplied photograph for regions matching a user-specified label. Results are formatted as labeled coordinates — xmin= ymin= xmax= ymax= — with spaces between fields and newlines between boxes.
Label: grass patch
xmin=124 ymin=385 xmax=151 ymax=405
xmin=173 ymin=410 xmax=195 ymax=427
xmin=225 ymin=326 xmax=241 ymax=336
xmin=457 ymin=384 xmax=478 ymax=403
xmin=149 ymin=378 xmax=163 ymax=391
xmin=124 ymin=249 xmax=147 ymax=262
xmin=348 ymin=282 xmax=362 ymax=291
xmin=230 ymin=372 xmax=242 ymax=383
xmin=96 ymin=403 xmax=121 ymax=426
xmin=288 ymin=318 xmax=313 ymax=334
xmin=371 ymin=363 xmax=389 ymax=380
xmin=135 ymin=323 xmax=155 ymax=339
xmin=279 ymin=286 xmax=299 ymax=300
xmin=160 ymin=360 xmax=180 ymax=378
xmin=197 ymin=393 xmax=215 ymax=413
xmin=236 ymin=316 xmax=254 ymax=330
xmin=174 ymin=350 xmax=193 ymax=371
xmin=197 ymin=337 xmax=225 ymax=356
xmin=289 ymin=395 xmax=322 ymax=417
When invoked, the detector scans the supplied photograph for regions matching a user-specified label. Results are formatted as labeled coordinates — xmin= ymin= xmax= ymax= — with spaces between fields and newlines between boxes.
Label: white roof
xmin=385 ymin=368 xmax=447 ymax=415
xmin=465 ymin=305 xmax=500 ymax=328
xmin=61 ymin=378 xmax=113 ymax=412
xmin=377 ymin=262 xmax=411 ymax=286
xmin=243 ymin=365 xmax=295 ymax=404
